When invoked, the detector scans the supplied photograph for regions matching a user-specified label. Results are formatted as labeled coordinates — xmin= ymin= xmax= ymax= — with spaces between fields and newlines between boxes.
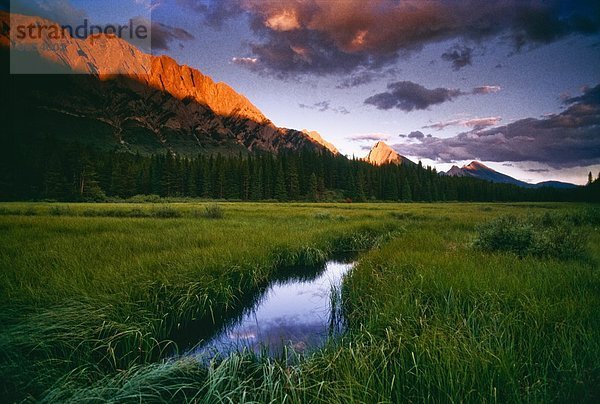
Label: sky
xmin=5 ymin=0 xmax=600 ymax=184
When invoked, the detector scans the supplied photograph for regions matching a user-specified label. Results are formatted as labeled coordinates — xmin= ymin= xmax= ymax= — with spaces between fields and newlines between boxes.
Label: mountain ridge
xmin=365 ymin=141 xmax=414 ymax=166
xmin=444 ymin=161 xmax=577 ymax=189
xmin=1 ymin=11 xmax=337 ymax=156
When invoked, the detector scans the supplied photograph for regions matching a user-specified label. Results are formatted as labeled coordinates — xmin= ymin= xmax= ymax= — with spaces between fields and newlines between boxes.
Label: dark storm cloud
xmin=364 ymin=81 xmax=465 ymax=111
xmin=180 ymin=0 xmax=600 ymax=76
xmin=394 ymin=84 xmax=600 ymax=168
xmin=441 ymin=45 xmax=473 ymax=70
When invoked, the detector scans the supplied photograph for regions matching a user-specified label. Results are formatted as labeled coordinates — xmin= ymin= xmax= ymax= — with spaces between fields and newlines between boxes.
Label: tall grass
xmin=0 ymin=202 xmax=397 ymax=401
xmin=0 ymin=202 xmax=598 ymax=402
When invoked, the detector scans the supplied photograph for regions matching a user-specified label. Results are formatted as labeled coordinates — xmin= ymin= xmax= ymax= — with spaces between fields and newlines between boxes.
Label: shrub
xmin=150 ymin=206 xmax=182 ymax=219
xmin=314 ymin=211 xmax=347 ymax=221
xmin=49 ymin=206 xmax=71 ymax=216
xmin=23 ymin=207 xmax=37 ymax=216
xmin=390 ymin=212 xmax=415 ymax=220
xmin=474 ymin=214 xmax=588 ymax=260
xmin=127 ymin=194 xmax=163 ymax=204
xmin=314 ymin=211 xmax=331 ymax=220
xmin=202 ymin=204 xmax=224 ymax=219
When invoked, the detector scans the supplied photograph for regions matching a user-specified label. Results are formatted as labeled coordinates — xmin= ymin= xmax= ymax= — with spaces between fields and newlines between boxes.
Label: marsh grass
xmin=474 ymin=212 xmax=590 ymax=259
xmin=202 ymin=204 xmax=225 ymax=219
xmin=0 ymin=202 xmax=598 ymax=402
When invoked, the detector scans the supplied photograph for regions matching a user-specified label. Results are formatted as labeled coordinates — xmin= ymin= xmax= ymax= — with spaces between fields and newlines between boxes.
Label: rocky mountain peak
xmin=366 ymin=141 xmax=413 ymax=166
xmin=301 ymin=129 xmax=339 ymax=154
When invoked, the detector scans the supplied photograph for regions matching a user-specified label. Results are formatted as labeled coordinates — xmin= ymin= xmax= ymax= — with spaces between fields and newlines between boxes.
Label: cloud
xmin=180 ymin=0 xmax=600 ymax=76
xmin=176 ymin=0 xmax=241 ymax=29
xmin=407 ymin=131 xmax=425 ymax=139
xmin=365 ymin=81 xmax=503 ymax=112
xmin=393 ymin=84 xmax=600 ymax=168
xmin=472 ymin=85 xmax=502 ymax=94
xmin=299 ymin=100 xmax=350 ymax=114
xmin=336 ymin=71 xmax=376 ymax=89
xmin=5 ymin=2 xmax=191 ymax=51
xmin=147 ymin=20 xmax=195 ymax=50
xmin=347 ymin=134 xmax=390 ymax=143
xmin=335 ymin=67 xmax=398 ymax=89
xmin=8 ymin=0 xmax=87 ymax=27
xmin=564 ymin=84 xmax=600 ymax=105
xmin=527 ymin=168 xmax=550 ymax=173
xmin=441 ymin=45 xmax=473 ymax=70
xmin=232 ymin=57 xmax=258 ymax=66
xmin=134 ymin=0 xmax=161 ymax=12
xmin=424 ymin=117 xmax=502 ymax=130
xmin=364 ymin=81 xmax=465 ymax=111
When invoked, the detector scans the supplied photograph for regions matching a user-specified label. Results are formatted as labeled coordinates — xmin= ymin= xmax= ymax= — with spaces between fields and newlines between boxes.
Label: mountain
xmin=444 ymin=161 xmax=577 ymax=189
xmin=365 ymin=141 xmax=414 ymax=166
xmin=444 ymin=161 xmax=526 ymax=186
xmin=0 ymin=11 xmax=336 ymax=156
xmin=532 ymin=181 xmax=578 ymax=189
xmin=301 ymin=130 xmax=339 ymax=154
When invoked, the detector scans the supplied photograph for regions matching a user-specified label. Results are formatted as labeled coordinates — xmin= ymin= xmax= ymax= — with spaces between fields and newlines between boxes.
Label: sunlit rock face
xmin=1 ymin=11 xmax=337 ymax=156
xmin=365 ymin=141 xmax=414 ymax=166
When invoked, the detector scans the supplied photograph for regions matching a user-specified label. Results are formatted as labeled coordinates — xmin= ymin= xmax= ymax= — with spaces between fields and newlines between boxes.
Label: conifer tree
xmin=401 ymin=177 xmax=412 ymax=202
xmin=308 ymin=172 xmax=319 ymax=201
xmin=274 ymin=163 xmax=287 ymax=201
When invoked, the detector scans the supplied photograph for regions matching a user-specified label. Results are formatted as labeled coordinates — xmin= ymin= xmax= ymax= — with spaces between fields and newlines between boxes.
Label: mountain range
xmin=443 ymin=161 xmax=577 ymax=189
xmin=1 ymin=11 xmax=337 ymax=157
xmin=1 ymin=11 xmax=576 ymax=189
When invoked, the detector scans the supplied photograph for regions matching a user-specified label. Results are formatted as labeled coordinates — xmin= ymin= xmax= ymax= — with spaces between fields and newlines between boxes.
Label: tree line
xmin=1 ymin=139 xmax=598 ymax=202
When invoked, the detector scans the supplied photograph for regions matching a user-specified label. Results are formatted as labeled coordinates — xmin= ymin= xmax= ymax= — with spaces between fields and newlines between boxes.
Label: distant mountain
xmin=532 ymin=181 xmax=578 ymax=189
xmin=365 ymin=141 xmax=415 ymax=166
xmin=0 ymin=11 xmax=336 ymax=156
xmin=444 ymin=161 xmax=577 ymax=189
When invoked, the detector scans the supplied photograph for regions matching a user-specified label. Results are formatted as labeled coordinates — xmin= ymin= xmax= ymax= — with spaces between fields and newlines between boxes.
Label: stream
xmin=191 ymin=259 xmax=356 ymax=358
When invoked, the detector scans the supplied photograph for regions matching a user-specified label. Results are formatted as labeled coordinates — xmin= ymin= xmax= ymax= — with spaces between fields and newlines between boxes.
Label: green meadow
xmin=0 ymin=202 xmax=598 ymax=402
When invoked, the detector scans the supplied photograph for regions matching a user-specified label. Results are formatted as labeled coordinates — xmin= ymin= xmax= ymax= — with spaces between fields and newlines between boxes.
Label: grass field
xmin=0 ymin=202 xmax=598 ymax=402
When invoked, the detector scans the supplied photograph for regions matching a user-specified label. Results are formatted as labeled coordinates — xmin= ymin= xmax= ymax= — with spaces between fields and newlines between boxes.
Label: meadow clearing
xmin=0 ymin=202 xmax=598 ymax=403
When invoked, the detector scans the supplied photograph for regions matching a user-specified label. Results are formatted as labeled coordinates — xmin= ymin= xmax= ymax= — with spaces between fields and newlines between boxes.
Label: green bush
xmin=49 ymin=206 xmax=71 ymax=216
xmin=202 ymin=204 xmax=224 ymax=219
xmin=314 ymin=211 xmax=346 ymax=221
xmin=474 ymin=214 xmax=588 ymax=260
xmin=127 ymin=195 xmax=163 ymax=204
xmin=150 ymin=206 xmax=182 ymax=219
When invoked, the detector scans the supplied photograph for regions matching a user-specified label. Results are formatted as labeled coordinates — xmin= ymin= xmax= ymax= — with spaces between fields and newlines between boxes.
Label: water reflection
xmin=192 ymin=260 xmax=355 ymax=357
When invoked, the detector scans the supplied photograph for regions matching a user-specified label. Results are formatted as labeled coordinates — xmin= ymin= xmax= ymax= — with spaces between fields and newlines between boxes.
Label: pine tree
xmin=286 ymin=160 xmax=300 ymax=199
xmin=308 ymin=172 xmax=319 ymax=201
xmin=274 ymin=163 xmax=287 ymax=201
xmin=401 ymin=177 xmax=412 ymax=202
xmin=355 ymin=171 xmax=367 ymax=202
xmin=201 ymin=157 xmax=213 ymax=198
xmin=250 ymin=163 xmax=263 ymax=200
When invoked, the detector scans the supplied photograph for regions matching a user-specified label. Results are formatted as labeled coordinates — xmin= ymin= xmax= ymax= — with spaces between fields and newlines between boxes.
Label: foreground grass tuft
xmin=474 ymin=213 xmax=589 ymax=260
